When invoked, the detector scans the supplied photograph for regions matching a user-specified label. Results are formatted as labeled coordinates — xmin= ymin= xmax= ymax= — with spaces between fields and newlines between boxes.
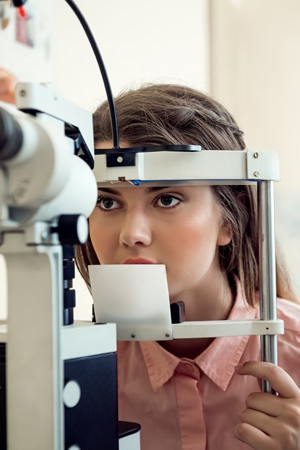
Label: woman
xmin=76 ymin=84 xmax=300 ymax=450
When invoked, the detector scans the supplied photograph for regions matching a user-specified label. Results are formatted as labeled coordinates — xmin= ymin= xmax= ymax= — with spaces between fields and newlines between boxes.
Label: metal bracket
xmin=247 ymin=151 xmax=280 ymax=181
xmin=172 ymin=319 xmax=284 ymax=339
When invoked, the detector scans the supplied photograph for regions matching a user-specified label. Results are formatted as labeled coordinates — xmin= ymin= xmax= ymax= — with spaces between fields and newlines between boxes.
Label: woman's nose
xmin=119 ymin=210 xmax=152 ymax=247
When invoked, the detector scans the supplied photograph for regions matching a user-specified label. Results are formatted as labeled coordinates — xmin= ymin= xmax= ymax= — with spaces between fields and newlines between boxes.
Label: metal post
xmin=4 ymin=231 xmax=64 ymax=450
xmin=258 ymin=181 xmax=278 ymax=394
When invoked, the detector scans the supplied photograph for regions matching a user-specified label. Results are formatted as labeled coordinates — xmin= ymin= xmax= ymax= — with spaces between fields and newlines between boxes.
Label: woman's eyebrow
xmin=146 ymin=186 xmax=171 ymax=194
xmin=97 ymin=187 xmax=122 ymax=196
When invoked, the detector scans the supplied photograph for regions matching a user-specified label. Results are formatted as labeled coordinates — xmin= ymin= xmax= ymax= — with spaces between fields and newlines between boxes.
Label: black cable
xmin=65 ymin=0 xmax=119 ymax=148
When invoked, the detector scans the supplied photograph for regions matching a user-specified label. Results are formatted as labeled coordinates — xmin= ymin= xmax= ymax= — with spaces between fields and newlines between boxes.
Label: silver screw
xmin=131 ymin=334 xmax=136 ymax=339
xmin=117 ymin=156 xmax=123 ymax=163
xmin=20 ymin=90 xmax=26 ymax=97
xmin=41 ymin=230 xmax=49 ymax=241
xmin=254 ymin=171 xmax=260 ymax=177
xmin=253 ymin=152 xmax=259 ymax=158
xmin=165 ymin=334 xmax=170 ymax=338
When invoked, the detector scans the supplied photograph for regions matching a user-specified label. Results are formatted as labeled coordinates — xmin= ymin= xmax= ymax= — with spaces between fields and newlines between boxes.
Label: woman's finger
xmin=235 ymin=361 xmax=300 ymax=399
xmin=234 ymin=421 xmax=273 ymax=450
xmin=240 ymin=407 xmax=277 ymax=436
xmin=246 ymin=392 xmax=287 ymax=417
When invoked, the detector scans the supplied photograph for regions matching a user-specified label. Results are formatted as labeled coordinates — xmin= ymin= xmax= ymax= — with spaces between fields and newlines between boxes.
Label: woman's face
xmin=89 ymin=144 xmax=231 ymax=301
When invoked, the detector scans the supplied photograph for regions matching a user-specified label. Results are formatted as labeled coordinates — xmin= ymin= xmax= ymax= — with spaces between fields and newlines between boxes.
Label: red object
xmin=17 ymin=6 xmax=26 ymax=18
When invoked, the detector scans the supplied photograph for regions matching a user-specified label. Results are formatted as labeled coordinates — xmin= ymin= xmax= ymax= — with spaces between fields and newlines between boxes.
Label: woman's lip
xmin=122 ymin=258 xmax=157 ymax=265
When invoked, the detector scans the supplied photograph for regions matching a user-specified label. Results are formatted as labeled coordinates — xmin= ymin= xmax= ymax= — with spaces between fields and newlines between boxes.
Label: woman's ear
xmin=217 ymin=223 xmax=232 ymax=246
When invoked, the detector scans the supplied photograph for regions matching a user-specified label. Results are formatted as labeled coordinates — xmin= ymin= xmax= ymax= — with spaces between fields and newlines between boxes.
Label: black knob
xmin=54 ymin=215 xmax=88 ymax=245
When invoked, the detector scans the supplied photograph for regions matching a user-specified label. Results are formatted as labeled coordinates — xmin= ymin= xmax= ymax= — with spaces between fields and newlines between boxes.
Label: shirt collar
xmin=140 ymin=278 xmax=259 ymax=392
xmin=140 ymin=340 xmax=180 ymax=391
xmin=194 ymin=280 xmax=258 ymax=391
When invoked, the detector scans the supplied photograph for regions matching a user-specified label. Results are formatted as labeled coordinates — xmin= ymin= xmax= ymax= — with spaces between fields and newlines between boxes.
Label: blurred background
xmin=0 ymin=0 xmax=299 ymax=320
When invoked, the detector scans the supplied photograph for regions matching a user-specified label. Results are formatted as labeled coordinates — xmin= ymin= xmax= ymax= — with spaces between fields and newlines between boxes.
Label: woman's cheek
xmin=89 ymin=219 xmax=111 ymax=263
xmin=164 ymin=221 xmax=218 ymax=284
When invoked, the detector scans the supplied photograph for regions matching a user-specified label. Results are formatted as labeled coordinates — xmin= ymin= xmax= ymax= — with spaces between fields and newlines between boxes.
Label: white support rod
xmin=4 ymin=232 xmax=64 ymax=450
xmin=258 ymin=181 xmax=278 ymax=394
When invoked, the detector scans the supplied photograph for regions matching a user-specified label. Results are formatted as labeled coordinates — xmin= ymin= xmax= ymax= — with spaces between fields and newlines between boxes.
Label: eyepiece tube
xmin=0 ymin=108 xmax=23 ymax=163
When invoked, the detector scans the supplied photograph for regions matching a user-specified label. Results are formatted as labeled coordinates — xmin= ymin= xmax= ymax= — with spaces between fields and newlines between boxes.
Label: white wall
xmin=53 ymin=0 xmax=210 ymax=319
xmin=54 ymin=0 xmax=210 ymax=109
xmin=210 ymin=0 xmax=300 ymax=296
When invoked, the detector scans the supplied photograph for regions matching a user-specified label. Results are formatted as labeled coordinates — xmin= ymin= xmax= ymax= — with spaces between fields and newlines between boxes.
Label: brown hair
xmin=76 ymin=84 xmax=297 ymax=306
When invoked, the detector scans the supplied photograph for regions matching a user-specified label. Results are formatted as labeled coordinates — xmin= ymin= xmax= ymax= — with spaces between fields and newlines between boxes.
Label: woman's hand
xmin=234 ymin=361 xmax=300 ymax=449
xmin=0 ymin=68 xmax=17 ymax=104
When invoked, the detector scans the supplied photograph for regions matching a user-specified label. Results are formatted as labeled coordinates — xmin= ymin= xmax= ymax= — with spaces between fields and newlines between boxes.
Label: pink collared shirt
xmin=117 ymin=281 xmax=300 ymax=450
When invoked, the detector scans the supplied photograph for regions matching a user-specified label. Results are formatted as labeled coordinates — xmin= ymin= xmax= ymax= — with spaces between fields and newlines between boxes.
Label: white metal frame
xmin=94 ymin=150 xmax=280 ymax=186
xmin=93 ymin=149 xmax=280 ymax=397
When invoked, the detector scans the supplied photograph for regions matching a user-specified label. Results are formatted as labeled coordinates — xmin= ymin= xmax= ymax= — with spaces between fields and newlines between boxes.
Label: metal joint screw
xmin=253 ymin=152 xmax=259 ymax=158
xmin=41 ymin=230 xmax=49 ymax=242
xmin=131 ymin=334 xmax=136 ymax=339
xmin=165 ymin=333 xmax=170 ymax=338
xmin=254 ymin=171 xmax=260 ymax=177
xmin=117 ymin=156 xmax=123 ymax=163
xmin=20 ymin=90 xmax=26 ymax=97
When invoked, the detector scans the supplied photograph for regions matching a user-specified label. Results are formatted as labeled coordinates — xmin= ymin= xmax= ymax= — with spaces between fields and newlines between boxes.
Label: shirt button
xmin=176 ymin=362 xmax=200 ymax=380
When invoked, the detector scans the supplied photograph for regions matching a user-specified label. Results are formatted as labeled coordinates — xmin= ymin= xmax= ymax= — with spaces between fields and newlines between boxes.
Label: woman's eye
xmin=97 ymin=196 xmax=121 ymax=211
xmin=155 ymin=195 xmax=181 ymax=208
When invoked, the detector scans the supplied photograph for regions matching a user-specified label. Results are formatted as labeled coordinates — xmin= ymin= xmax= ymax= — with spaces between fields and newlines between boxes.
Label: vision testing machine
xmin=0 ymin=0 xmax=283 ymax=449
